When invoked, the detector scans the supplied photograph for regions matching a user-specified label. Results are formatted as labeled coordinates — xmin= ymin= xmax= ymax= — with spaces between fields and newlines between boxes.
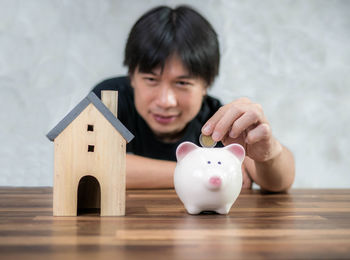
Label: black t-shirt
xmin=92 ymin=76 xmax=223 ymax=161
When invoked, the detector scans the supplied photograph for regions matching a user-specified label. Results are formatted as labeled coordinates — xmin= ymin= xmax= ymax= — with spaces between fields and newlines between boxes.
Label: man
xmin=92 ymin=5 xmax=295 ymax=191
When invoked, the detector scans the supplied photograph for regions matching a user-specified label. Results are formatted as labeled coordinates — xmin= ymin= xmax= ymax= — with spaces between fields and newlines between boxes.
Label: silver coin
xmin=199 ymin=133 xmax=217 ymax=148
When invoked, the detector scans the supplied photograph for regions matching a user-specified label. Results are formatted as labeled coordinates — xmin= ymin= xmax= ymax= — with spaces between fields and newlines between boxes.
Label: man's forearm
xmin=253 ymin=144 xmax=295 ymax=192
xmin=126 ymin=154 xmax=176 ymax=189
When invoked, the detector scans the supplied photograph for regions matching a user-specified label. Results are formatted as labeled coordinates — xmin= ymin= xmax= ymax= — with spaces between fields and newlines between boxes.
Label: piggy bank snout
xmin=206 ymin=176 xmax=222 ymax=190
xmin=209 ymin=176 xmax=222 ymax=187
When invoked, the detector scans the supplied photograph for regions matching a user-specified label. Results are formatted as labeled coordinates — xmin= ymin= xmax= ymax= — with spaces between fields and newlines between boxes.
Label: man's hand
xmin=201 ymin=98 xmax=282 ymax=162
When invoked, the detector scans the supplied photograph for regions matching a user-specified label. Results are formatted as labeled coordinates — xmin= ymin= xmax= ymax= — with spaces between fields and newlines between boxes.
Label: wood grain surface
xmin=0 ymin=187 xmax=349 ymax=259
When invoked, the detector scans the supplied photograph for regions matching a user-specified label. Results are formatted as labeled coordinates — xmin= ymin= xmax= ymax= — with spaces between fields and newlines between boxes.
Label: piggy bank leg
xmin=216 ymin=204 xmax=232 ymax=215
xmin=185 ymin=205 xmax=202 ymax=215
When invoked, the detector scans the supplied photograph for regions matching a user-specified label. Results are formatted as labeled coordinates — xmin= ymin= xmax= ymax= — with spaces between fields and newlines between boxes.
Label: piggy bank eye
xmin=218 ymin=161 xmax=222 ymax=165
xmin=207 ymin=161 xmax=211 ymax=164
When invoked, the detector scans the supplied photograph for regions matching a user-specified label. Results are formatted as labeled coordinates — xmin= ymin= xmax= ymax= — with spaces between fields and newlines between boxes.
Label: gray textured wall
xmin=1 ymin=0 xmax=349 ymax=187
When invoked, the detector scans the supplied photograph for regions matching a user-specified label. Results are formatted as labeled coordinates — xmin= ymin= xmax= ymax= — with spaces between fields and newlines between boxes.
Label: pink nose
xmin=209 ymin=177 xmax=222 ymax=187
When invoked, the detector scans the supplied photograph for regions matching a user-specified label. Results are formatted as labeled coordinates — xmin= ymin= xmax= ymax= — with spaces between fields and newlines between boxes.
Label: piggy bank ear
xmin=176 ymin=142 xmax=198 ymax=162
xmin=225 ymin=143 xmax=245 ymax=163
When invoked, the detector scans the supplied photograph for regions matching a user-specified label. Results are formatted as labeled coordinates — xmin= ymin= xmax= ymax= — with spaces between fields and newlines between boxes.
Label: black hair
xmin=124 ymin=5 xmax=220 ymax=87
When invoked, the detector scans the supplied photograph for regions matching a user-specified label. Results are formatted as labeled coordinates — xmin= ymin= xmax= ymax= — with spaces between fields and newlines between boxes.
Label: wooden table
xmin=0 ymin=188 xmax=349 ymax=259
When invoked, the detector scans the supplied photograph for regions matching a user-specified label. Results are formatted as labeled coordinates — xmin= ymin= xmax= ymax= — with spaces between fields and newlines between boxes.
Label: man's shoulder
xmin=204 ymin=95 xmax=222 ymax=110
xmin=196 ymin=94 xmax=222 ymax=123
xmin=91 ymin=76 xmax=132 ymax=98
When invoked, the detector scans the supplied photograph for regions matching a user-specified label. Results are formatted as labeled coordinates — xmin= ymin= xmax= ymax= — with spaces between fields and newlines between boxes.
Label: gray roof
xmin=47 ymin=92 xmax=134 ymax=143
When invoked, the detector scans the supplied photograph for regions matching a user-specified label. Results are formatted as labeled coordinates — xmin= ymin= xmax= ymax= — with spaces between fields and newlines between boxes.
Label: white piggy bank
xmin=174 ymin=142 xmax=245 ymax=214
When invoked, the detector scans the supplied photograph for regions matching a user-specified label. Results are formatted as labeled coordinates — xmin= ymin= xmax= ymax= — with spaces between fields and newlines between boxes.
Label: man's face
xmin=130 ymin=55 xmax=207 ymax=142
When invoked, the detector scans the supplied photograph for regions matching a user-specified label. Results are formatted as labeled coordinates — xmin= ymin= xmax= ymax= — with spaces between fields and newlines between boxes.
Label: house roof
xmin=47 ymin=92 xmax=134 ymax=143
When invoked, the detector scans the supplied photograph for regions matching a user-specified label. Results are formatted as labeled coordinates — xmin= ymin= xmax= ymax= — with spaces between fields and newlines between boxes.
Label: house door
xmin=77 ymin=175 xmax=101 ymax=215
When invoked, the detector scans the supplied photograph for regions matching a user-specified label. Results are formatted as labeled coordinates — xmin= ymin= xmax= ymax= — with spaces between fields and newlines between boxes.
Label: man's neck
xmin=154 ymin=128 xmax=187 ymax=143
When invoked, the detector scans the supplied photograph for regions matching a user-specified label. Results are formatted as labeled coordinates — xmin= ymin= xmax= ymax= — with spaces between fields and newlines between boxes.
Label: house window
xmin=87 ymin=125 xmax=94 ymax=131
xmin=88 ymin=145 xmax=95 ymax=152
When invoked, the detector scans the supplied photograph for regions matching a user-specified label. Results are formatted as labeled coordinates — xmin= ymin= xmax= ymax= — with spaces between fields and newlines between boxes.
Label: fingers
xmin=202 ymin=98 xmax=268 ymax=143
xmin=202 ymin=98 xmax=251 ymax=135
xmin=211 ymin=106 xmax=244 ymax=141
xmin=202 ymin=106 xmax=225 ymax=135
xmin=229 ymin=108 xmax=266 ymax=139
xmin=245 ymin=123 xmax=271 ymax=144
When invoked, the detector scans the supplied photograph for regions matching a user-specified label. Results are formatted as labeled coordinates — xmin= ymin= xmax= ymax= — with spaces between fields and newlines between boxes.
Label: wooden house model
xmin=47 ymin=91 xmax=134 ymax=216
